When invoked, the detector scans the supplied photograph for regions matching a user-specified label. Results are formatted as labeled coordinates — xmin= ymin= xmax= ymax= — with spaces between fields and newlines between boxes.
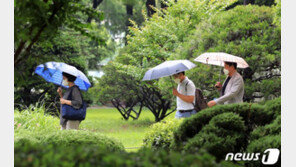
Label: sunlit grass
xmin=80 ymin=108 xmax=176 ymax=152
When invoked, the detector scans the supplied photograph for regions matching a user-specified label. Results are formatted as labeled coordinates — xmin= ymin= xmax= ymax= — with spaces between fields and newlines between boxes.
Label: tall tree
xmin=14 ymin=0 xmax=103 ymax=67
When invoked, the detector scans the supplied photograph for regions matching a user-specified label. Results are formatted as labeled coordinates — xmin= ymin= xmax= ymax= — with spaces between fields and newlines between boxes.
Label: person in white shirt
xmin=172 ymin=71 xmax=196 ymax=118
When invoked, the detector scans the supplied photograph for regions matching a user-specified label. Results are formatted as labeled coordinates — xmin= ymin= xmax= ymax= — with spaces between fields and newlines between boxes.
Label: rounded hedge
xmin=169 ymin=98 xmax=280 ymax=162
xmin=246 ymin=135 xmax=281 ymax=167
xmin=250 ymin=115 xmax=281 ymax=141
xmin=184 ymin=112 xmax=246 ymax=160
xmin=172 ymin=102 xmax=275 ymax=148
xmin=15 ymin=130 xmax=125 ymax=152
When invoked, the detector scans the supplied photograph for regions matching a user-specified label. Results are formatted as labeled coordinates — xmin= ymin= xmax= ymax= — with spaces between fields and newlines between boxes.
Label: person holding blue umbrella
xmin=57 ymin=72 xmax=83 ymax=130
xmin=35 ymin=62 xmax=91 ymax=130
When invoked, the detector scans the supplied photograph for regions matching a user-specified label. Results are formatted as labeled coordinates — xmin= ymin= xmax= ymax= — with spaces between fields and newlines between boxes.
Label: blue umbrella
xmin=142 ymin=60 xmax=196 ymax=81
xmin=35 ymin=62 xmax=91 ymax=91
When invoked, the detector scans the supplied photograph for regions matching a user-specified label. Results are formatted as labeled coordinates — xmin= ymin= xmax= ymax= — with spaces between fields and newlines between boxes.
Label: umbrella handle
xmin=219 ymin=68 xmax=221 ymax=82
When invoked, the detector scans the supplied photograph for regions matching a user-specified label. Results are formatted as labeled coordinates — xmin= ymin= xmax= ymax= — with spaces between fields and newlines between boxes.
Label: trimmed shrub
xmin=250 ymin=115 xmax=281 ymax=141
xmin=172 ymin=103 xmax=274 ymax=149
xmin=264 ymin=97 xmax=281 ymax=118
xmin=143 ymin=118 xmax=183 ymax=150
xmin=15 ymin=139 xmax=238 ymax=167
xmin=184 ymin=113 xmax=246 ymax=160
xmin=246 ymin=135 xmax=281 ymax=167
xmin=15 ymin=130 xmax=125 ymax=152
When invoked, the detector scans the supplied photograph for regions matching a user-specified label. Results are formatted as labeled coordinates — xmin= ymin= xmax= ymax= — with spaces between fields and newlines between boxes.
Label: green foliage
xmin=176 ymin=5 xmax=280 ymax=101
xmin=14 ymin=0 xmax=104 ymax=64
xmin=246 ymin=135 xmax=281 ymax=167
xmin=170 ymin=99 xmax=280 ymax=163
xmin=14 ymin=105 xmax=60 ymax=134
xmin=15 ymin=140 xmax=237 ymax=167
xmin=15 ymin=130 xmax=125 ymax=152
xmin=14 ymin=0 xmax=115 ymax=109
xmin=264 ymin=97 xmax=281 ymax=118
xmin=250 ymin=115 xmax=280 ymax=141
xmin=14 ymin=25 xmax=115 ymax=108
xmin=172 ymin=103 xmax=272 ymax=146
xmin=99 ymin=0 xmax=145 ymax=38
xmin=143 ymin=118 xmax=183 ymax=150
xmin=274 ymin=0 xmax=281 ymax=27
xmin=98 ymin=0 xmax=237 ymax=121
xmin=184 ymin=113 xmax=246 ymax=160
xmin=14 ymin=106 xmax=125 ymax=152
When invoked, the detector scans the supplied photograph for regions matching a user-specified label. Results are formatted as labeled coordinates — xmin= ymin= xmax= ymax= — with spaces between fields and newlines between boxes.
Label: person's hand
xmin=207 ymin=100 xmax=217 ymax=108
xmin=172 ymin=88 xmax=179 ymax=96
xmin=60 ymin=98 xmax=67 ymax=104
xmin=57 ymin=87 xmax=62 ymax=94
xmin=215 ymin=82 xmax=222 ymax=90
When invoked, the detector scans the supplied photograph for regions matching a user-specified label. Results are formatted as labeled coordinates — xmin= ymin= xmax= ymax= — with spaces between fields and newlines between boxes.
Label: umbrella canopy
xmin=194 ymin=52 xmax=249 ymax=68
xmin=35 ymin=62 xmax=91 ymax=91
xmin=142 ymin=60 xmax=196 ymax=81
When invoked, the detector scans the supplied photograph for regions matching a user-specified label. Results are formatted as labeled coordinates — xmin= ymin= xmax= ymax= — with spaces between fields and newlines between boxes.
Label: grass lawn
xmin=80 ymin=108 xmax=176 ymax=152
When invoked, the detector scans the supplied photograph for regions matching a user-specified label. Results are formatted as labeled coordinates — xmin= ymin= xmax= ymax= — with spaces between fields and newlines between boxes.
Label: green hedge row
xmin=15 ymin=130 xmax=125 ymax=153
xmin=172 ymin=103 xmax=272 ymax=147
xmin=183 ymin=112 xmax=247 ymax=160
xmin=142 ymin=98 xmax=280 ymax=165
xmin=170 ymin=98 xmax=281 ymax=163
xmin=246 ymin=135 xmax=281 ymax=167
xmin=15 ymin=139 xmax=239 ymax=167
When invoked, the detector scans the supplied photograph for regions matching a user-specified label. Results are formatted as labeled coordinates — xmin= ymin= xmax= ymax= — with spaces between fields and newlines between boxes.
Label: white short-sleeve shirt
xmin=176 ymin=77 xmax=196 ymax=110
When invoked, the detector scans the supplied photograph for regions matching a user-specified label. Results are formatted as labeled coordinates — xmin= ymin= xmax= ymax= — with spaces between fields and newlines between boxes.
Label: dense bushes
xmin=172 ymin=103 xmax=274 ymax=146
xmin=184 ymin=113 xmax=246 ymax=160
xmin=143 ymin=118 xmax=183 ymax=150
xmin=250 ymin=115 xmax=280 ymax=141
xmin=15 ymin=139 xmax=238 ymax=167
xmin=15 ymin=130 xmax=125 ymax=153
xmin=164 ymin=98 xmax=281 ymax=164
xmin=246 ymin=135 xmax=281 ymax=167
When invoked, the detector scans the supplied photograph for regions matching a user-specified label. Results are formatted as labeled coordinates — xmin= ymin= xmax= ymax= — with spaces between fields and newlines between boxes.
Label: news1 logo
xmin=225 ymin=148 xmax=280 ymax=165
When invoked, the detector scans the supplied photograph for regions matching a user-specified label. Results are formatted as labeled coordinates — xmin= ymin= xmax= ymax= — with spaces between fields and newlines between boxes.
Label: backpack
xmin=185 ymin=82 xmax=208 ymax=112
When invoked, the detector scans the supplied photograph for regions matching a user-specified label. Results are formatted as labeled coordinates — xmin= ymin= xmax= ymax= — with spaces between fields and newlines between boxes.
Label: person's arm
xmin=176 ymin=92 xmax=194 ymax=103
xmin=172 ymin=82 xmax=195 ymax=103
xmin=214 ymin=77 xmax=243 ymax=105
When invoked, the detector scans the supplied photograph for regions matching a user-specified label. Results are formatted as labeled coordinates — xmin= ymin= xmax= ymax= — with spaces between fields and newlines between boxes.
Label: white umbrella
xmin=194 ymin=52 xmax=249 ymax=68
xmin=194 ymin=52 xmax=249 ymax=81
xmin=142 ymin=60 xmax=196 ymax=81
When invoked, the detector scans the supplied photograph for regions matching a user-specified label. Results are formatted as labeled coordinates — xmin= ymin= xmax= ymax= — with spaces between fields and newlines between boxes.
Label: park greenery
xmin=15 ymin=0 xmax=281 ymax=166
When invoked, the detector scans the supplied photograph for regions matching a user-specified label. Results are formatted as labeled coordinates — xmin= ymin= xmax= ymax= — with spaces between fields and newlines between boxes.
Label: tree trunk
xmin=87 ymin=0 xmax=104 ymax=23
xmin=124 ymin=4 xmax=133 ymax=45
xmin=146 ymin=0 xmax=156 ymax=17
